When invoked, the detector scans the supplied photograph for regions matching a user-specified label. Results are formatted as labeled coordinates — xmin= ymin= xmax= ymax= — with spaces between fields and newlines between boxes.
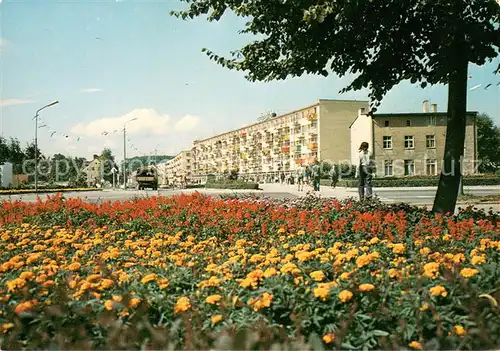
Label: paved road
xmin=1 ymin=184 xmax=498 ymax=213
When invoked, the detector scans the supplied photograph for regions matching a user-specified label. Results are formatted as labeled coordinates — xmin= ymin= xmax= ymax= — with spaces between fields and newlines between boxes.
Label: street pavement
xmin=1 ymin=183 xmax=498 ymax=213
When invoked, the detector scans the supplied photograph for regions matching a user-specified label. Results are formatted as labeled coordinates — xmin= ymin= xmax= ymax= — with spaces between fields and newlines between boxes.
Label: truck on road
xmin=135 ymin=165 xmax=158 ymax=190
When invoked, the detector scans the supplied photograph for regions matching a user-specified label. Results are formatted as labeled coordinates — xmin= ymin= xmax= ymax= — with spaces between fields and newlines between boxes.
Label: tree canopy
xmin=172 ymin=0 xmax=499 ymax=111
xmin=477 ymin=113 xmax=500 ymax=173
xmin=172 ymin=0 xmax=500 ymax=213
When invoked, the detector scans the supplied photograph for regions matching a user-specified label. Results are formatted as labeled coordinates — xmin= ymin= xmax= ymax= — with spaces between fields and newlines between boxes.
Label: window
xmin=404 ymin=136 xmax=414 ymax=149
xmin=384 ymin=120 xmax=390 ymax=127
xmin=404 ymin=160 xmax=415 ymax=176
xmin=426 ymin=159 xmax=437 ymax=175
xmin=384 ymin=160 xmax=393 ymax=176
xmin=426 ymin=135 xmax=436 ymax=148
xmin=406 ymin=119 xmax=412 ymax=126
xmin=383 ymin=136 xmax=393 ymax=149
xmin=428 ymin=115 xmax=436 ymax=126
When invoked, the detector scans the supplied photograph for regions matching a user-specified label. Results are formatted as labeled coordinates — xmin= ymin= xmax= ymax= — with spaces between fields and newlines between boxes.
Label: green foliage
xmin=171 ymin=0 xmax=499 ymax=110
xmin=477 ymin=113 xmax=500 ymax=174
xmin=205 ymin=182 xmax=260 ymax=190
xmin=321 ymin=175 xmax=500 ymax=188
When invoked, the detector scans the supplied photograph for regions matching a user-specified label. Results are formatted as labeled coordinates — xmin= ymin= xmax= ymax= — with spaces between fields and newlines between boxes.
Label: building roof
xmin=374 ymin=111 xmax=478 ymax=117
xmin=193 ymin=99 xmax=368 ymax=144
xmin=349 ymin=111 xmax=479 ymax=128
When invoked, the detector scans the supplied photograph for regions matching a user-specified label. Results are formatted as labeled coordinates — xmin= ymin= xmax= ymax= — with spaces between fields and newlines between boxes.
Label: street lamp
xmin=123 ymin=117 xmax=137 ymax=189
xmin=33 ymin=100 xmax=59 ymax=192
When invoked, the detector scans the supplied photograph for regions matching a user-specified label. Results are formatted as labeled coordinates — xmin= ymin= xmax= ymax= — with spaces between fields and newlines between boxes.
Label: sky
xmin=1 ymin=0 xmax=499 ymax=162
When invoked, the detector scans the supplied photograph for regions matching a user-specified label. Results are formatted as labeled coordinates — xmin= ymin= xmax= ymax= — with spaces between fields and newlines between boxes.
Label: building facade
xmin=191 ymin=99 xmax=368 ymax=182
xmin=159 ymin=150 xmax=193 ymax=187
xmin=350 ymin=104 xmax=478 ymax=177
xmin=84 ymin=155 xmax=102 ymax=187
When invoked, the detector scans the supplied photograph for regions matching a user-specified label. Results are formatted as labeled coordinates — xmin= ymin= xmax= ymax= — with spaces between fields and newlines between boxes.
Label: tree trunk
xmin=432 ymin=55 xmax=468 ymax=214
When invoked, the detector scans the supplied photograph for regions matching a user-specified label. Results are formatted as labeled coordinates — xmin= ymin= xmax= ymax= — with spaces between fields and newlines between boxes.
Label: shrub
xmin=205 ymin=182 xmax=260 ymax=190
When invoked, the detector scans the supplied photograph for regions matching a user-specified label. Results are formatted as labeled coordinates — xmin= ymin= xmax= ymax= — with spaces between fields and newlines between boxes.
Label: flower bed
xmin=0 ymin=187 xmax=102 ymax=195
xmin=0 ymin=193 xmax=499 ymax=350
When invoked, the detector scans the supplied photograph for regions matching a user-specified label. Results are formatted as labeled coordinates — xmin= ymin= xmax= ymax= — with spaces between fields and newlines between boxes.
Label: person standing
xmin=311 ymin=159 xmax=321 ymax=191
xmin=358 ymin=141 xmax=374 ymax=200
xmin=296 ymin=166 xmax=304 ymax=191
xmin=329 ymin=167 xmax=339 ymax=189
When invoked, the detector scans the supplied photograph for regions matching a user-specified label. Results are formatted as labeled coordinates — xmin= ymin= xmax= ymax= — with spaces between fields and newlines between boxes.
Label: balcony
xmin=309 ymin=142 xmax=318 ymax=150
xmin=307 ymin=112 xmax=317 ymax=121
xmin=295 ymin=145 xmax=302 ymax=152
xmin=281 ymin=146 xmax=290 ymax=153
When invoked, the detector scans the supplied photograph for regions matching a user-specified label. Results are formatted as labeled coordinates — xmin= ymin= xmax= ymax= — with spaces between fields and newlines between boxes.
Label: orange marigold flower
xmin=205 ymin=294 xmax=223 ymax=305
xmin=408 ymin=341 xmax=423 ymax=349
xmin=322 ymin=333 xmax=335 ymax=344
xmin=141 ymin=273 xmax=158 ymax=284
xmin=174 ymin=296 xmax=191 ymax=314
xmin=429 ymin=285 xmax=447 ymax=297
xmin=359 ymin=283 xmax=375 ymax=292
xmin=453 ymin=325 xmax=467 ymax=336
xmin=310 ymin=270 xmax=326 ymax=282
xmin=68 ymin=262 xmax=81 ymax=271
xmin=459 ymin=267 xmax=479 ymax=278
xmin=211 ymin=314 xmax=223 ymax=324
xmin=339 ymin=290 xmax=353 ymax=303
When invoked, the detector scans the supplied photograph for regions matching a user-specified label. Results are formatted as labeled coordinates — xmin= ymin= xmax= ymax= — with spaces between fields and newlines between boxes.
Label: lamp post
xmin=33 ymin=100 xmax=59 ymax=192
xmin=123 ymin=118 xmax=137 ymax=189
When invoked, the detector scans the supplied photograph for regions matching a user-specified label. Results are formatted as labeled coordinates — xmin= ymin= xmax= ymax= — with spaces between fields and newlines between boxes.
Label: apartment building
xmin=159 ymin=150 xmax=193 ymax=187
xmin=350 ymin=102 xmax=478 ymax=177
xmin=84 ymin=155 xmax=102 ymax=187
xmin=190 ymin=99 xmax=368 ymax=182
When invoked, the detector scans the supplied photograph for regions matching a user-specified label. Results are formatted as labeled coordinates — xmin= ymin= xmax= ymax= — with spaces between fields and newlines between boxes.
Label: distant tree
xmin=172 ymin=0 xmax=500 ymax=214
xmin=0 ymin=137 xmax=8 ymax=164
xmin=23 ymin=142 xmax=44 ymax=180
xmin=477 ymin=113 xmax=500 ymax=173
xmin=8 ymin=138 xmax=25 ymax=174
xmin=99 ymin=148 xmax=116 ymax=183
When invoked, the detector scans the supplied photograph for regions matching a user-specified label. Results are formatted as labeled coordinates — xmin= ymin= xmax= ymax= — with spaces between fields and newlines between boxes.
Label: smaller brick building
xmin=350 ymin=103 xmax=478 ymax=177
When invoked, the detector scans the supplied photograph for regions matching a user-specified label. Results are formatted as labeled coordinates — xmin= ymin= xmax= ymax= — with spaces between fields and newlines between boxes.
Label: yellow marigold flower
xmin=14 ymin=300 xmax=37 ymax=315
xmin=19 ymin=271 xmax=34 ymax=281
xmin=263 ymin=267 xmax=278 ymax=278
xmin=392 ymin=244 xmax=405 ymax=254
xmin=134 ymin=249 xmax=145 ymax=257
xmin=112 ymin=295 xmax=122 ymax=302
xmin=313 ymin=287 xmax=329 ymax=301
xmin=356 ymin=254 xmax=372 ymax=268
xmin=369 ymin=237 xmax=380 ymax=245
xmin=442 ymin=234 xmax=451 ymax=241
xmin=211 ymin=314 xmax=223 ymax=324
xmin=174 ymin=296 xmax=191 ymax=314
xmin=420 ymin=247 xmax=431 ymax=255
xmin=158 ymin=278 xmax=169 ymax=289
xmin=471 ymin=255 xmax=486 ymax=265
xmin=408 ymin=341 xmax=423 ymax=349
xmin=141 ymin=273 xmax=158 ymax=284
xmin=68 ymin=262 xmax=81 ymax=271
xmin=310 ymin=270 xmax=326 ymax=282
xmin=460 ymin=268 xmax=479 ymax=278
xmin=129 ymin=298 xmax=141 ymax=308
xmin=100 ymin=279 xmax=114 ymax=289
xmin=359 ymin=283 xmax=375 ymax=292
xmin=340 ymin=272 xmax=351 ymax=280
xmin=419 ymin=303 xmax=430 ymax=311
xmin=248 ymin=292 xmax=273 ymax=311
xmin=322 ymin=333 xmax=335 ymax=344
xmin=297 ymin=230 xmax=305 ymax=235
xmin=277 ymin=228 xmax=285 ymax=234
xmin=205 ymin=294 xmax=223 ymax=305
xmin=104 ymin=300 xmax=114 ymax=311
xmin=453 ymin=253 xmax=465 ymax=264
xmin=339 ymin=290 xmax=353 ymax=303
xmin=423 ymin=262 xmax=440 ymax=279
xmin=429 ymin=285 xmax=448 ymax=297
xmin=2 ymin=322 xmax=14 ymax=333
xmin=453 ymin=325 xmax=467 ymax=336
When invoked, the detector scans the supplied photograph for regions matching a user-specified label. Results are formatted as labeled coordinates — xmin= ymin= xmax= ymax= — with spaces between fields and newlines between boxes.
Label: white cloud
xmin=80 ymin=88 xmax=103 ymax=93
xmin=174 ymin=114 xmax=201 ymax=132
xmin=0 ymin=98 xmax=33 ymax=107
xmin=70 ymin=108 xmax=172 ymax=137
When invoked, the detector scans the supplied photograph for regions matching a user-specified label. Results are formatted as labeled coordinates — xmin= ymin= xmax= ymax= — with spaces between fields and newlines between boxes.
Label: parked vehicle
xmin=135 ymin=166 xmax=158 ymax=190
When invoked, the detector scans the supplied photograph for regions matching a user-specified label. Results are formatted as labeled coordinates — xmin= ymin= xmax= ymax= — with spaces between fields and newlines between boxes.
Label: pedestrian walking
xmin=357 ymin=141 xmax=374 ymax=200
xmin=329 ymin=167 xmax=339 ymax=189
